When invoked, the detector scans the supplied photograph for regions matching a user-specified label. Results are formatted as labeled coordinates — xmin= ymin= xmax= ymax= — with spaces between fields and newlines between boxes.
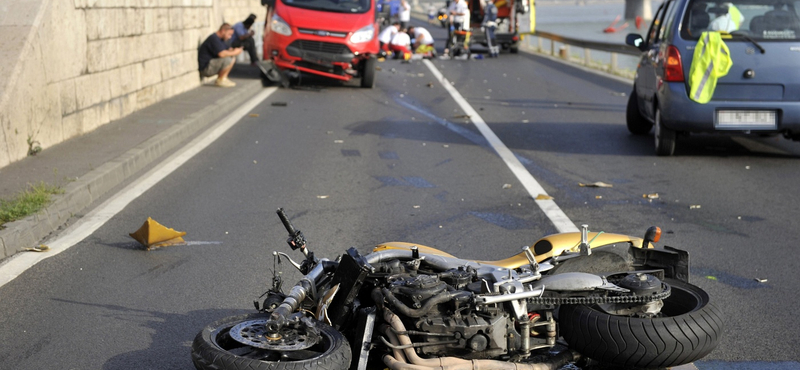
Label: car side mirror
xmin=626 ymin=33 xmax=646 ymax=51
xmin=261 ymin=0 xmax=275 ymax=7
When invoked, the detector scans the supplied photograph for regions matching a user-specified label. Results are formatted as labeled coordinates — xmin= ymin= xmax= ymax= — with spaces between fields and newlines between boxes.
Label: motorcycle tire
xmin=191 ymin=313 xmax=351 ymax=370
xmin=560 ymin=279 xmax=722 ymax=369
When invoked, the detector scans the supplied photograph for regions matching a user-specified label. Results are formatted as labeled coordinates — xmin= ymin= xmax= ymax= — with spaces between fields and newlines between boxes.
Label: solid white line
xmin=423 ymin=59 xmax=579 ymax=233
xmin=0 ymin=87 xmax=279 ymax=289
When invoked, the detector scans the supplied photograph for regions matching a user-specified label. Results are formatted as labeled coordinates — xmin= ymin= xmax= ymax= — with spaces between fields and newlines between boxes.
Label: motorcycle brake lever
xmin=274 ymin=251 xmax=303 ymax=272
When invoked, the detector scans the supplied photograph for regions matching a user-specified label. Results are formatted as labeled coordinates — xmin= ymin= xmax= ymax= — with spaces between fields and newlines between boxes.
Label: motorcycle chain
xmin=526 ymin=284 xmax=671 ymax=306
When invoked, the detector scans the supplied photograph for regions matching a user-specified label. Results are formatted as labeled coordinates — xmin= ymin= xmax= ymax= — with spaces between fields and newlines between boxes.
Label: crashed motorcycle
xmin=191 ymin=209 xmax=722 ymax=370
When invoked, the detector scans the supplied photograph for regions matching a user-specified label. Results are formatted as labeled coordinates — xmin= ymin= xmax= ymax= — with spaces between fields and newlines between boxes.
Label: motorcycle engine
xmin=386 ymin=268 xmax=519 ymax=358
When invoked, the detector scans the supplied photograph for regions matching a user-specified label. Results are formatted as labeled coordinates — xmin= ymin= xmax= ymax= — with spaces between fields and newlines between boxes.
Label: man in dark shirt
xmin=231 ymin=14 xmax=258 ymax=65
xmin=198 ymin=23 xmax=243 ymax=87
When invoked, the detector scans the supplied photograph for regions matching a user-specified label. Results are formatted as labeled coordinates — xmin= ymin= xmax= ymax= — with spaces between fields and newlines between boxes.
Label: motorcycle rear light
xmin=664 ymin=45 xmax=684 ymax=82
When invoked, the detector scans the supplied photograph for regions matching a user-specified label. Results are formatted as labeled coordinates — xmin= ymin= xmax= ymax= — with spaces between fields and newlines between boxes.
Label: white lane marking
xmin=0 ymin=87 xmax=279 ymax=289
xmin=423 ymin=60 xmax=579 ymax=233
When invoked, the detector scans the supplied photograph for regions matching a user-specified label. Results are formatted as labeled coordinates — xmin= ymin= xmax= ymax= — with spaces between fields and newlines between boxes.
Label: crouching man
xmin=198 ymin=23 xmax=243 ymax=87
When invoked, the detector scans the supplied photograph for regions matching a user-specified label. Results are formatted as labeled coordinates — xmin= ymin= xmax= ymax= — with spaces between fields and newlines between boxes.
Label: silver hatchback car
xmin=626 ymin=0 xmax=800 ymax=155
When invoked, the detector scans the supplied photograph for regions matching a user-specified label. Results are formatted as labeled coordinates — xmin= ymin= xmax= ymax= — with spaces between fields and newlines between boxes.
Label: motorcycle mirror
xmin=642 ymin=226 xmax=661 ymax=249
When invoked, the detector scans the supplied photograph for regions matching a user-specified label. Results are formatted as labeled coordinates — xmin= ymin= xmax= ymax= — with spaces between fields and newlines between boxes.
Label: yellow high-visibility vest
xmin=689 ymin=32 xmax=732 ymax=104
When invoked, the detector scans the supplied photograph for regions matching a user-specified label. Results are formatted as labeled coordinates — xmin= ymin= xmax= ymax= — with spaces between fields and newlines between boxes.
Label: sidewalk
xmin=0 ymin=65 xmax=267 ymax=259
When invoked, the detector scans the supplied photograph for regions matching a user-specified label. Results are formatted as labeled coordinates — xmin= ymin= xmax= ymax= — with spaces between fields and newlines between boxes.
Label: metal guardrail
xmin=523 ymin=30 xmax=641 ymax=76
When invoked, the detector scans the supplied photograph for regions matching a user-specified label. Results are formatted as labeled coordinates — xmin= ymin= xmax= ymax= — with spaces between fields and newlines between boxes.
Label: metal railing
xmin=524 ymin=30 xmax=641 ymax=76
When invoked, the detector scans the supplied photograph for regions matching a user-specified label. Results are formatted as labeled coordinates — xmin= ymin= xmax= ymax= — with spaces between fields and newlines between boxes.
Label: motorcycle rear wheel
xmin=560 ymin=279 xmax=722 ymax=369
xmin=191 ymin=313 xmax=351 ymax=370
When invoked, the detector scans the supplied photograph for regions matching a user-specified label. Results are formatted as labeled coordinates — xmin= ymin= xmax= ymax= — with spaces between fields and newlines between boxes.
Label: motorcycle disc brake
xmin=229 ymin=319 xmax=320 ymax=350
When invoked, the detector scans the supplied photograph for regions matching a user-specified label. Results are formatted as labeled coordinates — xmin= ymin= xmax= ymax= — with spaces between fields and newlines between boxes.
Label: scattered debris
xmin=754 ymin=278 xmax=768 ymax=283
xmin=25 ymin=245 xmax=50 ymax=253
xmin=502 ymin=184 xmax=513 ymax=189
xmin=643 ymin=193 xmax=659 ymax=199
xmin=334 ymin=140 xmax=344 ymax=143
xmin=413 ymin=205 xmax=421 ymax=208
xmin=427 ymin=82 xmax=434 ymax=88
xmin=536 ymin=194 xmax=554 ymax=200
xmin=271 ymin=102 xmax=288 ymax=107
xmin=453 ymin=114 xmax=471 ymax=119
xmin=689 ymin=205 xmax=702 ymax=209
xmin=595 ymin=196 xmax=603 ymax=199
xmin=129 ymin=217 xmax=186 ymax=250
xmin=249 ymin=113 xmax=260 ymax=117
xmin=706 ymin=275 xmax=718 ymax=281
xmin=439 ymin=225 xmax=443 ymax=228
xmin=745 ymin=166 xmax=750 ymax=169
xmin=443 ymin=145 xmax=449 ymax=148
xmin=522 ymin=120 xmax=529 ymax=123
xmin=375 ymin=65 xmax=383 ymax=70
xmin=610 ymin=92 xmax=627 ymax=97
xmin=580 ymin=182 xmax=614 ymax=188
xmin=253 ymin=160 xmax=257 ymax=164
xmin=417 ymin=73 xmax=424 ymax=77
xmin=501 ymin=102 xmax=509 ymax=106
xmin=317 ymin=195 xmax=329 ymax=199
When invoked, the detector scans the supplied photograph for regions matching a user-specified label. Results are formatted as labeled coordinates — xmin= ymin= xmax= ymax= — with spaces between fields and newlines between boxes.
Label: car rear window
xmin=681 ymin=0 xmax=800 ymax=40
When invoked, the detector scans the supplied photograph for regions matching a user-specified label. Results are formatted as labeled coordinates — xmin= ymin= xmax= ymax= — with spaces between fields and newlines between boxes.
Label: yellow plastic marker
xmin=129 ymin=217 xmax=186 ymax=250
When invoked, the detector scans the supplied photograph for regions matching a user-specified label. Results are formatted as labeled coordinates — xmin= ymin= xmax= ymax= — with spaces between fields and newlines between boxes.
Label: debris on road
xmin=689 ymin=205 xmax=702 ymax=209
xmin=595 ymin=196 xmax=603 ymax=199
xmin=129 ymin=217 xmax=186 ymax=250
xmin=249 ymin=113 xmax=260 ymax=117
xmin=453 ymin=114 xmax=471 ymax=119
xmin=334 ymin=140 xmax=344 ymax=143
xmin=24 ymin=245 xmax=50 ymax=253
xmin=413 ymin=205 xmax=421 ymax=208
xmin=754 ymin=278 xmax=768 ymax=283
xmin=536 ymin=194 xmax=554 ymax=200
xmin=253 ymin=160 xmax=257 ymax=164
xmin=317 ymin=195 xmax=329 ymax=199
xmin=643 ymin=193 xmax=659 ymax=199
xmin=443 ymin=145 xmax=449 ymax=148
xmin=271 ymin=102 xmax=288 ymax=107
xmin=580 ymin=182 xmax=614 ymax=188
xmin=427 ymin=82 xmax=434 ymax=88
xmin=503 ymin=184 xmax=512 ymax=189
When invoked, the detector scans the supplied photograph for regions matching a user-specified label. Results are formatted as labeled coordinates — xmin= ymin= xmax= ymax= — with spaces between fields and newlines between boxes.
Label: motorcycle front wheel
xmin=559 ymin=279 xmax=722 ymax=369
xmin=191 ymin=313 xmax=351 ymax=370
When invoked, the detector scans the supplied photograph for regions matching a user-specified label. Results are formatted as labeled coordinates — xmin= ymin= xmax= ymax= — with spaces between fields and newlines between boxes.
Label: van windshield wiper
xmin=729 ymin=31 xmax=766 ymax=54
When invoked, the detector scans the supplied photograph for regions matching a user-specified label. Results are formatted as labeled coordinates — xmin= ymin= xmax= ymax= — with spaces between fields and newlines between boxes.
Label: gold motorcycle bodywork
xmin=373 ymin=232 xmax=646 ymax=269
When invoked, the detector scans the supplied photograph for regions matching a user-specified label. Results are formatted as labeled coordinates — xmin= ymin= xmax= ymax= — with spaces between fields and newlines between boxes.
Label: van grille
xmin=288 ymin=40 xmax=352 ymax=55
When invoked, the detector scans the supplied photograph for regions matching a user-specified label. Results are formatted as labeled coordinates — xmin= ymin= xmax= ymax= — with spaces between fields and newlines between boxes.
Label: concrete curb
xmin=0 ymin=80 xmax=265 ymax=259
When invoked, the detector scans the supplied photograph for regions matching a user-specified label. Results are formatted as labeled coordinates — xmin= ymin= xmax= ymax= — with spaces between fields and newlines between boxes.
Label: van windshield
xmin=681 ymin=0 xmax=800 ymax=40
xmin=282 ymin=0 xmax=371 ymax=13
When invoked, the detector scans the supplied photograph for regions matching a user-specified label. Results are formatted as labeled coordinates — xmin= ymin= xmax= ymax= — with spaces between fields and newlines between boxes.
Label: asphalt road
xmin=1 ymin=25 xmax=799 ymax=370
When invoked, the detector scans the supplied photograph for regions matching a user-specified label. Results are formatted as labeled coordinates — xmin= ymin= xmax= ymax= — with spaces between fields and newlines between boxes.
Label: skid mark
xmin=469 ymin=212 xmax=535 ymax=230
xmin=403 ymin=176 xmax=436 ymax=188
xmin=341 ymin=149 xmax=361 ymax=157
xmin=379 ymin=151 xmax=399 ymax=159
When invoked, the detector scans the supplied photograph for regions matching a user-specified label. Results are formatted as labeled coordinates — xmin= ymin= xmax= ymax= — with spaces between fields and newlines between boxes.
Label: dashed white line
xmin=423 ymin=59 xmax=579 ymax=233
xmin=0 ymin=87 xmax=279 ymax=289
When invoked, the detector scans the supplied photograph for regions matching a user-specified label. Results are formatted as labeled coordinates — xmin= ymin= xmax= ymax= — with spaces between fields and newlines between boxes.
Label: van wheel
xmin=626 ymin=89 xmax=652 ymax=134
xmin=361 ymin=57 xmax=376 ymax=88
xmin=655 ymin=107 xmax=676 ymax=156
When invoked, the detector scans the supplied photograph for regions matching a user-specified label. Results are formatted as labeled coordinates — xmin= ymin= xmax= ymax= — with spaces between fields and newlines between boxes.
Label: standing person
xmin=428 ymin=4 xmax=437 ymax=24
xmin=231 ymin=14 xmax=259 ymax=65
xmin=448 ymin=0 xmax=470 ymax=31
xmin=389 ymin=29 xmax=412 ymax=61
xmin=378 ymin=21 xmax=401 ymax=53
xmin=399 ymin=0 xmax=411 ymax=30
xmin=408 ymin=25 xmax=436 ymax=57
xmin=482 ymin=0 xmax=499 ymax=57
xmin=198 ymin=23 xmax=243 ymax=87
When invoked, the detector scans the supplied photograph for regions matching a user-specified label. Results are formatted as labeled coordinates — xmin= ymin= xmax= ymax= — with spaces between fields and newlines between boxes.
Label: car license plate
xmin=716 ymin=110 xmax=777 ymax=129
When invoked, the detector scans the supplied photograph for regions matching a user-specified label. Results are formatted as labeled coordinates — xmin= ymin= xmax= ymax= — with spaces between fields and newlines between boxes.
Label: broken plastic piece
xmin=536 ymin=194 xmax=554 ymax=200
xmin=129 ymin=217 xmax=186 ymax=250
xmin=689 ymin=205 xmax=701 ymax=209
xmin=249 ymin=113 xmax=259 ymax=117
xmin=580 ymin=182 xmax=613 ymax=188
xmin=503 ymin=184 xmax=512 ymax=189
xmin=643 ymin=193 xmax=659 ymax=199
xmin=754 ymin=278 xmax=768 ymax=283
xmin=24 ymin=245 xmax=50 ymax=253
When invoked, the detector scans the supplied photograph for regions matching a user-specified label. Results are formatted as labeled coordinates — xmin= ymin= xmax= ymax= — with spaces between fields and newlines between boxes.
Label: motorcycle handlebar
xmin=276 ymin=208 xmax=296 ymax=235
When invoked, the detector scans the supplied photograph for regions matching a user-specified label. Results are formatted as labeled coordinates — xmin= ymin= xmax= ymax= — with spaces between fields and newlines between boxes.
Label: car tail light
xmin=664 ymin=45 xmax=684 ymax=82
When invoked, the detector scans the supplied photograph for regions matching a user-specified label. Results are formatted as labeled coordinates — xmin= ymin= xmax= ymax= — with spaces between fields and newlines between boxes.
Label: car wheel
xmin=360 ymin=57 xmax=376 ymax=89
xmin=654 ymin=107 xmax=676 ymax=156
xmin=626 ymin=89 xmax=653 ymax=134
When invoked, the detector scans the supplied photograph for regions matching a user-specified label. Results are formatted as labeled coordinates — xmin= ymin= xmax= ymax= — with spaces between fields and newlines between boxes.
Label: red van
xmin=261 ymin=0 xmax=380 ymax=88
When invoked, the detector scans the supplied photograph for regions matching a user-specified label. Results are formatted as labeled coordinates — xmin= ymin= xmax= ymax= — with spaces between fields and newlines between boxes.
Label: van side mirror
xmin=261 ymin=0 xmax=275 ymax=7
xmin=626 ymin=33 xmax=646 ymax=51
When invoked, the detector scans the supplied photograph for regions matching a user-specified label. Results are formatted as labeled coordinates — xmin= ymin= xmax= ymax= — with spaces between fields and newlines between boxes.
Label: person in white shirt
xmin=378 ymin=21 xmax=400 ymax=52
xmin=389 ymin=29 xmax=412 ymax=61
xmin=399 ymin=0 xmax=411 ymax=29
xmin=448 ymin=0 xmax=470 ymax=31
xmin=407 ymin=26 xmax=436 ymax=57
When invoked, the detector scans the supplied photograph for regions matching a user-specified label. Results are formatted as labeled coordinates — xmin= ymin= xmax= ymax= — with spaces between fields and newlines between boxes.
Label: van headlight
xmin=350 ymin=24 xmax=374 ymax=43
xmin=270 ymin=14 xmax=292 ymax=36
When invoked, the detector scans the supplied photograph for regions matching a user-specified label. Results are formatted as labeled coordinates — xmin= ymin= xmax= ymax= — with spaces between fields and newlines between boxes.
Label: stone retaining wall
xmin=0 ymin=0 xmax=265 ymax=170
